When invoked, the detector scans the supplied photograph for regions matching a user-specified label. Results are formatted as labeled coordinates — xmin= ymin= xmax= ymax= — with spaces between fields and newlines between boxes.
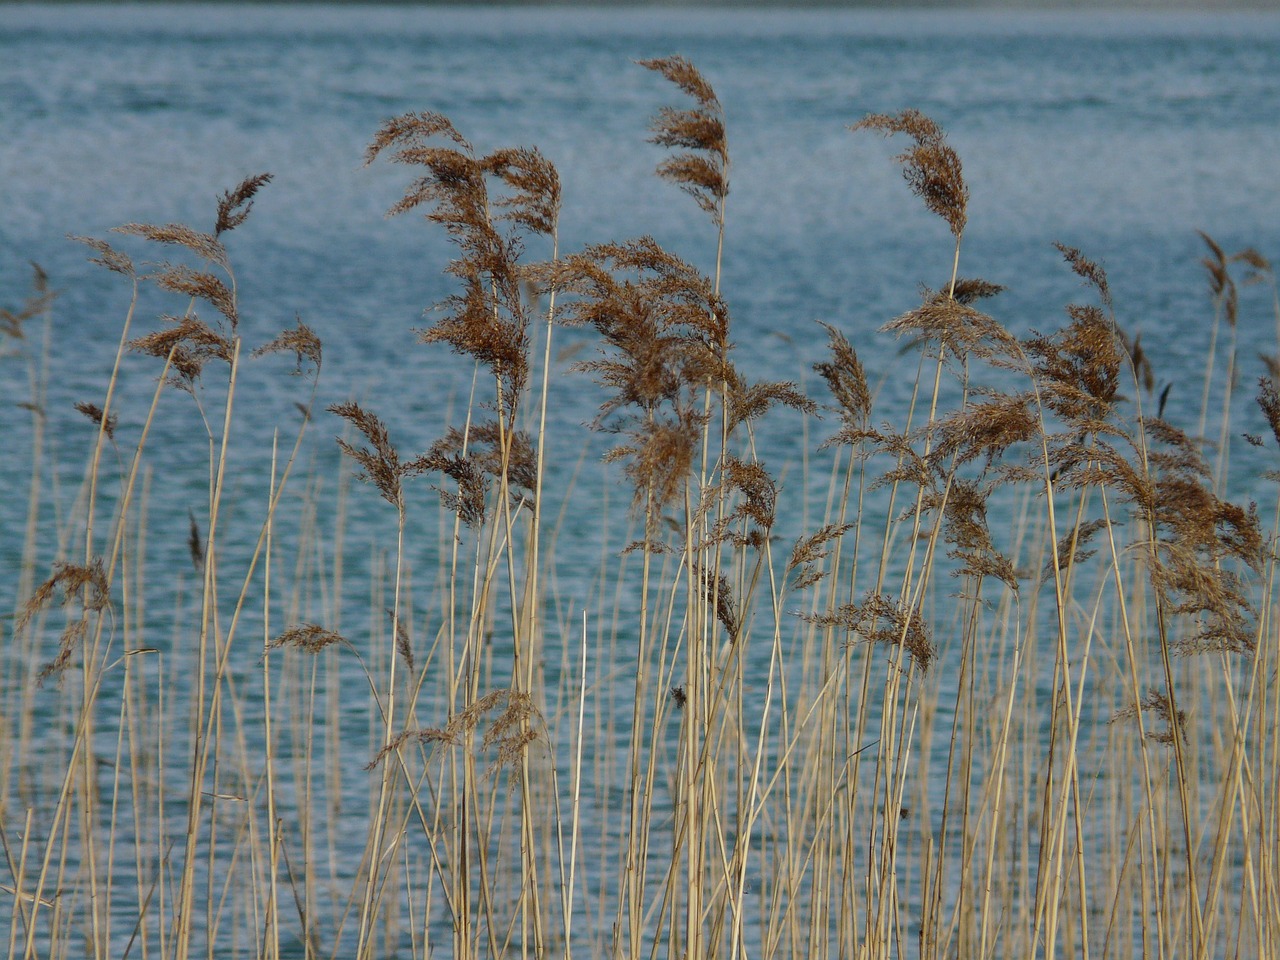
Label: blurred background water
xmin=4 ymin=5 xmax=1280 ymax=483
xmin=5 ymin=3 xmax=1279 ymax=641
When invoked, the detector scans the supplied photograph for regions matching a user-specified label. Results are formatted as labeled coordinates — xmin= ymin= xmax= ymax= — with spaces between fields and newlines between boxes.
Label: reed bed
xmin=3 ymin=56 xmax=1280 ymax=960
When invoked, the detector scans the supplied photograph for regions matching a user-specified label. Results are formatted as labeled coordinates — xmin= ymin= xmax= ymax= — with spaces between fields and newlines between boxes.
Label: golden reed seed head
xmin=1258 ymin=376 xmax=1280 ymax=446
xmin=252 ymin=318 xmax=323 ymax=378
xmin=267 ymin=623 xmax=351 ymax=655
xmin=639 ymin=56 xmax=729 ymax=222
xmin=813 ymin=322 xmax=871 ymax=428
xmin=215 ymin=172 xmax=273 ymax=237
xmin=74 ymin=401 xmax=117 ymax=441
xmin=2 ymin=264 xmax=57 ymax=340
xmin=328 ymin=400 xmax=423 ymax=510
xmin=852 ymin=109 xmax=968 ymax=240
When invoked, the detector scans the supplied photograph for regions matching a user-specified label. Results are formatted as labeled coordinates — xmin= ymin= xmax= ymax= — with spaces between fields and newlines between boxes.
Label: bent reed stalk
xmin=3 ymin=56 xmax=1280 ymax=960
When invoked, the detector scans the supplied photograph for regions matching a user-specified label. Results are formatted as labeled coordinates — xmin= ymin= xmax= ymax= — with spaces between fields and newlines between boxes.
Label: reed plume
xmin=0 ymin=263 xmax=56 ymax=346
xmin=852 ymin=109 xmax=968 ymax=241
xmin=366 ymin=112 xmax=559 ymax=414
xmin=638 ymin=56 xmax=729 ymax=227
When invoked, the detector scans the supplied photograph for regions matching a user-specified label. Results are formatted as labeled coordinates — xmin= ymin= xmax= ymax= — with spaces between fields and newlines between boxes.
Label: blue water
xmin=3 ymin=6 xmax=1280 ymax=956
xmin=7 ymin=5 xmax=1279 ymax=634
xmin=5 ymin=6 xmax=1280 ymax=421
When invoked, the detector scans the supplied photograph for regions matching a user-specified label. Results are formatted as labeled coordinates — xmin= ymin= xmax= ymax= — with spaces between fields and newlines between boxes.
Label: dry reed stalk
xmin=3 ymin=269 xmax=57 ymax=795
xmin=13 ymin=173 xmax=335 ymax=960
xmin=364 ymin=107 xmax=568 ymax=960
xmin=848 ymin=108 xmax=986 ymax=959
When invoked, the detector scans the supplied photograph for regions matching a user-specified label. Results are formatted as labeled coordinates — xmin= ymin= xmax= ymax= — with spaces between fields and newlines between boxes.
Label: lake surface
xmin=4 ymin=3 xmax=1279 ymax=570
xmin=2 ymin=6 xmax=1280 ymax=956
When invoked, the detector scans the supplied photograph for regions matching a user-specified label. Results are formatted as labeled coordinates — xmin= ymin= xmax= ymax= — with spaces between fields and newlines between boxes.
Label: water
xmin=4 ymin=5 xmax=1278 ymax=555
xmin=4 ymin=7 xmax=1279 ymax=421
xmin=2 ymin=6 xmax=1280 ymax=956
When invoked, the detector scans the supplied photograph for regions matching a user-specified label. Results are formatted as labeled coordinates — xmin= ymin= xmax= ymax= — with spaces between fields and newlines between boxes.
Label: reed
xmin=2 ymin=55 xmax=1279 ymax=960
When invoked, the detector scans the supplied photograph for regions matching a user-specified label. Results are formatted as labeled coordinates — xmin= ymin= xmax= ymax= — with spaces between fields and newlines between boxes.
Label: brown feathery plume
xmin=253 ymin=318 xmax=323 ymax=378
xmin=725 ymin=372 xmax=816 ymax=433
xmin=366 ymin=112 xmax=554 ymax=413
xmin=1236 ymin=247 xmax=1273 ymax=281
xmin=813 ymin=322 xmax=872 ymax=428
xmin=549 ymin=237 xmax=730 ymax=416
xmin=1140 ymin=417 xmax=1262 ymax=654
xmin=852 ymin=109 xmax=968 ymax=240
xmin=1257 ymin=376 xmax=1280 ymax=446
xmin=1122 ymin=330 xmax=1155 ymax=394
xmin=1040 ymin=517 xmax=1109 ymax=585
xmin=149 ymin=263 xmax=238 ymax=328
xmin=364 ymin=730 xmax=418 ymax=770
xmin=430 ymin=423 xmax=538 ymax=500
xmin=267 ymin=623 xmax=352 ymax=655
xmin=803 ymin=591 xmax=934 ymax=672
xmin=215 ymin=172 xmax=273 ymax=237
xmin=1 ymin=263 xmax=58 ymax=341
xmin=546 ymin=236 xmax=730 ymax=527
xmin=1037 ymin=437 xmax=1149 ymax=508
xmin=383 ymin=690 xmax=521 ymax=763
xmin=1111 ymin=688 xmax=1187 ymax=744
xmin=129 ymin=314 xmax=235 ymax=390
xmin=948 ymin=277 xmax=1007 ymax=305
xmin=722 ymin=456 xmax=778 ymax=538
xmin=1024 ymin=304 xmax=1127 ymax=434
xmin=38 ymin=618 xmax=89 ymax=686
xmin=414 ymin=726 xmax=460 ymax=748
xmin=74 ymin=402 xmax=117 ymax=441
xmin=930 ymin=391 xmax=1040 ymax=471
xmin=1199 ymin=230 xmax=1239 ymax=327
xmin=366 ymin=110 xmax=469 ymax=163
xmin=1055 ymin=243 xmax=1113 ymax=311
xmin=328 ymin=401 xmax=426 ymax=511
xmin=496 ymin=733 xmax=540 ymax=782
xmin=886 ymin=279 xmax=1010 ymax=359
xmin=22 ymin=560 xmax=106 ymax=681
xmin=620 ymin=538 xmax=678 ymax=558
xmin=387 ymin=689 xmax=544 ymax=777
xmin=603 ymin=413 xmax=705 ymax=524
xmin=941 ymin=479 xmax=1022 ymax=592
xmin=698 ymin=567 xmax=740 ymax=640
xmin=483 ymin=147 xmax=562 ymax=237
xmin=420 ymin=283 xmax=530 ymax=409
xmin=865 ymin=428 xmax=935 ymax=493
xmin=188 ymin=510 xmax=205 ymax=571
xmin=1055 ymin=243 xmax=1155 ymax=393
xmin=483 ymin=691 xmax=538 ymax=752
xmin=638 ymin=56 xmax=729 ymax=223
xmin=447 ymin=689 xmax=509 ymax=740
xmin=387 ymin=608 xmax=415 ymax=673
xmin=71 ymin=235 xmax=136 ymax=278
xmin=423 ymin=450 xmax=489 ymax=529
xmin=1151 ymin=542 xmax=1256 ymax=656
xmin=787 ymin=523 xmax=854 ymax=591
xmin=114 ymin=222 xmax=228 ymax=270
xmin=883 ymin=288 xmax=1017 ymax=362
xmin=16 ymin=558 xmax=111 ymax=636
